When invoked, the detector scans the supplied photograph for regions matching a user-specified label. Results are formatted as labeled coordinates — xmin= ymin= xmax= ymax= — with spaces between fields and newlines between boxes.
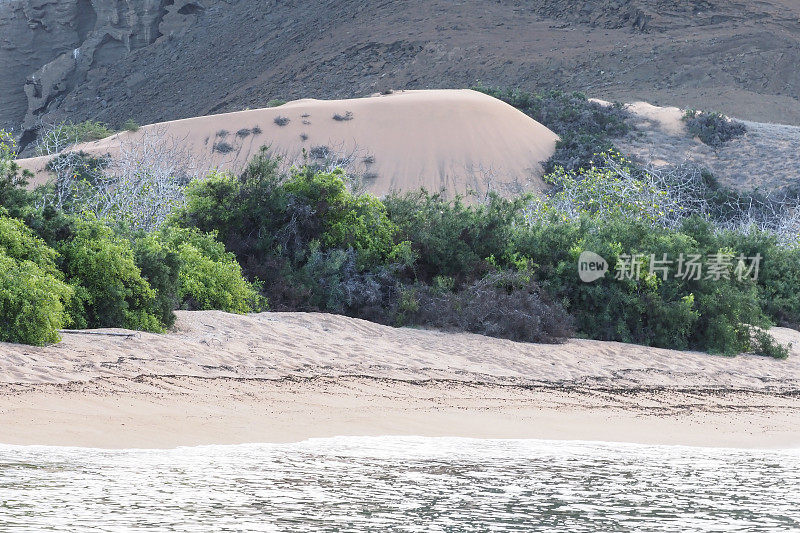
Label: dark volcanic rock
xmin=0 ymin=0 xmax=209 ymax=145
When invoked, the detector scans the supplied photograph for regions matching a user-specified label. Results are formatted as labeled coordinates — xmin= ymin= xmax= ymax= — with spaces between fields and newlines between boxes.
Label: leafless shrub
xmin=363 ymin=155 xmax=375 ymax=165
xmin=236 ymin=128 xmax=253 ymax=138
xmin=413 ymin=271 xmax=574 ymax=343
xmin=41 ymin=126 xmax=209 ymax=232
xmin=529 ymin=151 xmax=800 ymax=246
xmin=309 ymin=145 xmax=330 ymax=159
xmin=332 ymin=111 xmax=354 ymax=121
xmin=252 ymin=125 xmax=263 ymax=135
xmin=213 ymin=142 xmax=234 ymax=153
xmin=35 ymin=121 xmax=83 ymax=155
xmin=300 ymin=133 xmax=309 ymax=141
xmin=274 ymin=116 xmax=290 ymax=126
xmin=216 ymin=129 xmax=229 ymax=138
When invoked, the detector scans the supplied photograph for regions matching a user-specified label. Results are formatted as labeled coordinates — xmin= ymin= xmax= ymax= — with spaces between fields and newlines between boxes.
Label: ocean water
xmin=1 ymin=437 xmax=798 ymax=532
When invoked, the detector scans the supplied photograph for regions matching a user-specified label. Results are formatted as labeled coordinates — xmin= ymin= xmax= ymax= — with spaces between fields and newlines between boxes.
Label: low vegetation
xmin=683 ymin=110 xmax=747 ymax=147
xmin=122 ymin=119 xmax=140 ymax=132
xmin=474 ymin=87 xmax=630 ymax=172
xmin=36 ymin=121 xmax=117 ymax=155
xmin=332 ymin=112 xmax=354 ymax=122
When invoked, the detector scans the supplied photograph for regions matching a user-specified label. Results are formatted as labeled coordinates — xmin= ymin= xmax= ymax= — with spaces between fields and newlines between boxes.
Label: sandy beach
xmin=1 ymin=311 xmax=798 ymax=449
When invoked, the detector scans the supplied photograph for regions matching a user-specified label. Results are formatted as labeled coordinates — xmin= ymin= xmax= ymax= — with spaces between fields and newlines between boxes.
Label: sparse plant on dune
xmin=213 ymin=141 xmax=234 ymax=153
xmin=122 ymin=119 xmax=140 ymax=132
xmin=332 ymin=111 xmax=354 ymax=121
xmin=683 ymin=109 xmax=747 ymax=147
xmin=273 ymin=116 xmax=290 ymax=126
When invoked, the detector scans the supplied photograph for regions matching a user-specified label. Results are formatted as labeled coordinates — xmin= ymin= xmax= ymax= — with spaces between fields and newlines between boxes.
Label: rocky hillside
xmin=3 ymin=0 xmax=800 ymax=152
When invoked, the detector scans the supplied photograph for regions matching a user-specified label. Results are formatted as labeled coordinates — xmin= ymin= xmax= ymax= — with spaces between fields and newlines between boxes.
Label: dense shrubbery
xmin=683 ymin=110 xmax=747 ymax=147
xmin=515 ymin=214 xmax=772 ymax=354
xmin=0 ymin=132 xmax=260 ymax=345
xmin=176 ymin=149 xmax=797 ymax=356
xmin=176 ymin=150 xmax=573 ymax=340
xmin=474 ymin=87 xmax=630 ymax=172
xmin=383 ymin=191 xmax=523 ymax=283
xmin=0 ymin=214 xmax=73 ymax=345
xmin=176 ymin=148 xmax=409 ymax=306
xmin=2 ymin=124 xmax=796 ymax=357
xmin=59 ymin=218 xmax=163 ymax=331
xmin=157 ymin=226 xmax=263 ymax=313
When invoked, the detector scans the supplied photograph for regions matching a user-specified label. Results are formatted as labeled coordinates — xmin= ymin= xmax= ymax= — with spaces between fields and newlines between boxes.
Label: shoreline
xmin=1 ymin=311 xmax=799 ymax=450
xmin=2 ymin=375 xmax=798 ymax=449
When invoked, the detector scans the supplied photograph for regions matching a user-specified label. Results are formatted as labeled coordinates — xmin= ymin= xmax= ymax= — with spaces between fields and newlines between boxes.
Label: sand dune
xmin=1 ymin=311 xmax=798 ymax=448
xmin=18 ymin=90 xmax=559 ymax=198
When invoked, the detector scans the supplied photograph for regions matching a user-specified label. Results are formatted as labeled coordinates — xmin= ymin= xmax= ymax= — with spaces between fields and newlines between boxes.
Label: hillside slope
xmin=4 ymin=0 xmax=800 ymax=152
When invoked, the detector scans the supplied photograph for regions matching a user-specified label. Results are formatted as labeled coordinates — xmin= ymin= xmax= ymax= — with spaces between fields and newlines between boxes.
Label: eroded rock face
xmin=0 ymin=0 xmax=208 ymax=146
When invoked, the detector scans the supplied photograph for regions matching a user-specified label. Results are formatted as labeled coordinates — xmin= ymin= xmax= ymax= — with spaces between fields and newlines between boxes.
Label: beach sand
xmin=1 ymin=311 xmax=799 ymax=449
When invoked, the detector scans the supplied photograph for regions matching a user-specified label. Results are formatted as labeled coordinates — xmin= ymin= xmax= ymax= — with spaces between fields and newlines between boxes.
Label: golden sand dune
xmin=1 ymin=311 xmax=798 ymax=448
xmin=18 ymin=89 xmax=559 ymax=197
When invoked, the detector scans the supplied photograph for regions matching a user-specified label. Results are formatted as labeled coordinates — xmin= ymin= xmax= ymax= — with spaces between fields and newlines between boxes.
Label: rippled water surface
xmin=1 ymin=437 xmax=799 ymax=532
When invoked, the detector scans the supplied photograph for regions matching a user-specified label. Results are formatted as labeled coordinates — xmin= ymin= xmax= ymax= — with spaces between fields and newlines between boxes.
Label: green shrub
xmin=178 ymin=149 xmax=402 ymax=278
xmin=121 ymin=119 xmax=140 ymax=132
xmin=751 ymin=327 xmax=791 ymax=359
xmin=266 ymin=99 xmax=287 ymax=107
xmin=133 ymin=234 xmax=182 ymax=329
xmin=717 ymin=229 xmax=800 ymax=328
xmin=513 ymin=215 xmax=772 ymax=354
xmin=0 ymin=214 xmax=73 ymax=345
xmin=1 ymin=130 xmax=29 ymax=183
xmin=383 ymin=190 xmax=523 ymax=283
xmin=58 ymin=218 xmax=163 ymax=331
xmin=683 ymin=110 xmax=747 ymax=147
xmin=0 ymin=251 xmax=73 ymax=345
xmin=157 ymin=226 xmax=263 ymax=314
xmin=0 ymin=215 xmax=61 ymax=276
